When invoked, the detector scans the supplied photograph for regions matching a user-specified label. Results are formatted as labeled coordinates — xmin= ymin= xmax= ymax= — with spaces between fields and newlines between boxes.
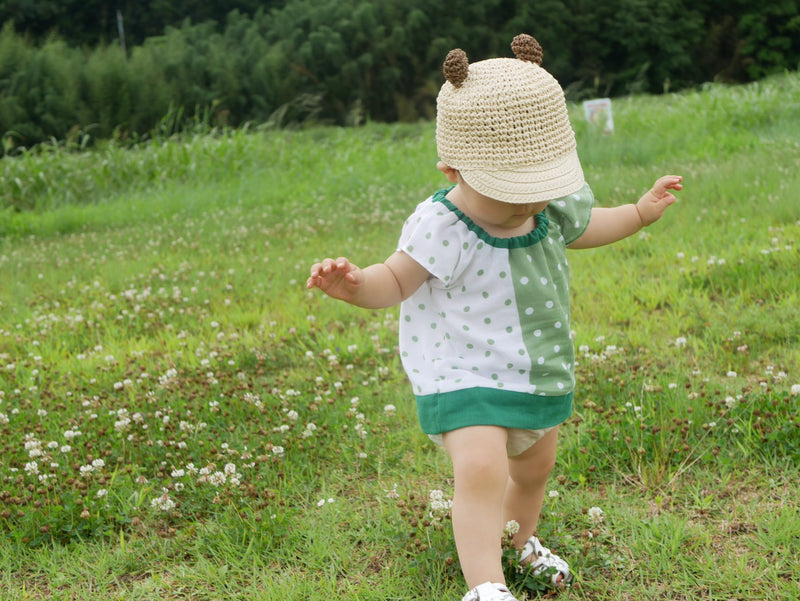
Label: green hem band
xmin=415 ymin=387 xmax=573 ymax=435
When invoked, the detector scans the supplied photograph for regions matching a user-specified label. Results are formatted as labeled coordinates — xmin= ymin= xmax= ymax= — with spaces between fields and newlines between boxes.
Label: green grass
xmin=1 ymin=73 xmax=799 ymax=600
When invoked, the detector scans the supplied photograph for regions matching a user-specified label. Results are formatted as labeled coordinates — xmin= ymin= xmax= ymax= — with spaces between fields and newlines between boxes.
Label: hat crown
xmin=436 ymin=58 xmax=576 ymax=170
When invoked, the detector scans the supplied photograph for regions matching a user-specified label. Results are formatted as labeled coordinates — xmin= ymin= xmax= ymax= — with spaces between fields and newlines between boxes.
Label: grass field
xmin=1 ymin=72 xmax=799 ymax=600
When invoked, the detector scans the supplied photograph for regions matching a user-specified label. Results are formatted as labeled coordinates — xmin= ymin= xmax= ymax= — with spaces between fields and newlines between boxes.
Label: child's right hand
xmin=307 ymin=257 xmax=365 ymax=302
xmin=636 ymin=175 xmax=682 ymax=226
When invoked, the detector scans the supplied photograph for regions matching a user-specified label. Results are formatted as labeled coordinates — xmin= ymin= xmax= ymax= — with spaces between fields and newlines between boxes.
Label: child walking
xmin=307 ymin=34 xmax=682 ymax=601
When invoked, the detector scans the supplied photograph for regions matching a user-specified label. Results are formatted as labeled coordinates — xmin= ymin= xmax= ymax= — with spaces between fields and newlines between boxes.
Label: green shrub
xmin=1 ymin=2 xmax=799 ymax=152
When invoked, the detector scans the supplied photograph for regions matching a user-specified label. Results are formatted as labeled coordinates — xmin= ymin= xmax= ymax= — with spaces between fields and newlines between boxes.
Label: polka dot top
xmin=398 ymin=184 xmax=594 ymax=435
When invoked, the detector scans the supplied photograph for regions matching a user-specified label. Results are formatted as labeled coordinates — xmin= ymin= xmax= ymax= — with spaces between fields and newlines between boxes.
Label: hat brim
xmin=459 ymin=149 xmax=585 ymax=204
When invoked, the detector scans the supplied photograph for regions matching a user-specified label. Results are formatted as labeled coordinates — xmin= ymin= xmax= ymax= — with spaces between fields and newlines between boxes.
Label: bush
xmin=0 ymin=2 xmax=798 ymax=152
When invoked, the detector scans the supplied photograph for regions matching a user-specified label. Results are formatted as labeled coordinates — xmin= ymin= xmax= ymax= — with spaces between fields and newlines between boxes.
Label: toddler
xmin=307 ymin=34 xmax=682 ymax=601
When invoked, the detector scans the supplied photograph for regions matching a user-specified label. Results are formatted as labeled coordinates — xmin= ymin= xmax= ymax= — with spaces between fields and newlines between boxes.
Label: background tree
xmin=0 ymin=0 xmax=798 ymax=152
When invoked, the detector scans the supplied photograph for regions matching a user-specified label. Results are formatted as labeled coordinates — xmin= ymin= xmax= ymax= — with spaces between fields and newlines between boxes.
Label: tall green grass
xmin=0 ymin=73 xmax=798 ymax=600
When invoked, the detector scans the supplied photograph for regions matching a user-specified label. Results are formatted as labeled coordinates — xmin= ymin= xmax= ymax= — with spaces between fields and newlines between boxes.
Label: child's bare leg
xmin=443 ymin=426 xmax=510 ymax=588
xmin=503 ymin=427 xmax=559 ymax=550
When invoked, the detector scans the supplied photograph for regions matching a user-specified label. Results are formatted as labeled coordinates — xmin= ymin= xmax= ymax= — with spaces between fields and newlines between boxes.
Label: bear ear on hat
xmin=443 ymin=48 xmax=469 ymax=88
xmin=511 ymin=34 xmax=543 ymax=65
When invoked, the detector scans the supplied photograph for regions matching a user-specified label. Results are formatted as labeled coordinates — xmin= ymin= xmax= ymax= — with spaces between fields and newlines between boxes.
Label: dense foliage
xmin=1 ymin=0 xmax=799 ymax=151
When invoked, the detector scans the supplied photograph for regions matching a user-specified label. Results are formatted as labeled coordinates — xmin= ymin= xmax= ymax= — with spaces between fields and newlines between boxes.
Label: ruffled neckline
xmin=432 ymin=187 xmax=549 ymax=249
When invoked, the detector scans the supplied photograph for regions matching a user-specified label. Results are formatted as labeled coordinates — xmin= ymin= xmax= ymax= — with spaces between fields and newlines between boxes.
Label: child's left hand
xmin=636 ymin=175 xmax=683 ymax=226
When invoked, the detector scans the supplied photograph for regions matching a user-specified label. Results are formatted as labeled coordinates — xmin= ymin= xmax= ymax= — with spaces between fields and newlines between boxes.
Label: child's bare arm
xmin=307 ymin=251 xmax=430 ymax=309
xmin=569 ymin=175 xmax=682 ymax=249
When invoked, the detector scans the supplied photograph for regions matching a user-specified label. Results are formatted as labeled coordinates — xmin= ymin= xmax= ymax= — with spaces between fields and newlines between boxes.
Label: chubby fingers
xmin=306 ymin=257 xmax=356 ymax=288
xmin=653 ymin=175 xmax=683 ymax=195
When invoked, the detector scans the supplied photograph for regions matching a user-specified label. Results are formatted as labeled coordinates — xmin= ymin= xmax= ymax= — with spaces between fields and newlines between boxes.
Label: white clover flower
xmin=272 ymin=446 xmax=285 ymax=457
xmin=209 ymin=472 xmax=226 ymax=487
xmin=24 ymin=461 xmax=39 ymax=476
xmin=96 ymin=489 xmax=108 ymax=498
xmin=151 ymin=493 xmax=176 ymax=512
xmin=588 ymin=506 xmax=605 ymax=524
xmin=675 ymin=337 xmax=687 ymax=347
xmin=727 ymin=371 xmax=737 ymax=378
xmin=114 ymin=409 xmax=131 ymax=432
xmin=548 ymin=490 xmax=560 ymax=498
xmin=60 ymin=445 xmax=71 ymax=454
xmin=171 ymin=469 xmax=185 ymax=478
xmin=354 ymin=423 xmax=367 ymax=439
xmin=791 ymin=384 xmax=800 ymax=396
xmin=725 ymin=396 xmax=738 ymax=409
xmin=383 ymin=404 xmax=397 ymax=414
xmin=503 ymin=520 xmax=520 ymax=537
xmin=428 ymin=490 xmax=453 ymax=519
xmin=91 ymin=459 xmax=105 ymax=469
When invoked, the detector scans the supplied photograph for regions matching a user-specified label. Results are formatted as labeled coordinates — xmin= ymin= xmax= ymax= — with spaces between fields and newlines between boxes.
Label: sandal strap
xmin=518 ymin=536 xmax=573 ymax=585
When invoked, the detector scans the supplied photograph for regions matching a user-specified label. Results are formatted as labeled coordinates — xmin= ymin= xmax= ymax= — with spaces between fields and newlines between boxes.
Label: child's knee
xmin=510 ymin=449 xmax=557 ymax=488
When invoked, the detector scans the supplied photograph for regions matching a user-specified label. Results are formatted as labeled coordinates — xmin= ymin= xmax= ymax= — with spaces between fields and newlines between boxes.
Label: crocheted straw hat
xmin=436 ymin=34 xmax=585 ymax=204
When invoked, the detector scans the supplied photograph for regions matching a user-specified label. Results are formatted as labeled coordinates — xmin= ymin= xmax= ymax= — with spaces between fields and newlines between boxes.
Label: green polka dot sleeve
xmin=398 ymin=196 xmax=471 ymax=285
xmin=545 ymin=184 xmax=594 ymax=245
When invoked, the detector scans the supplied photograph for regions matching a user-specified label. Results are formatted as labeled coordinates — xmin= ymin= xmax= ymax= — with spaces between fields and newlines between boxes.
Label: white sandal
xmin=461 ymin=581 xmax=519 ymax=601
xmin=518 ymin=535 xmax=573 ymax=586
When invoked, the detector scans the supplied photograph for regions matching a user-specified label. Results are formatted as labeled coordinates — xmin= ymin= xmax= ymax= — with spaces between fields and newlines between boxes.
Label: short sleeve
xmin=397 ymin=195 xmax=469 ymax=286
xmin=545 ymin=183 xmax=595 ymax=245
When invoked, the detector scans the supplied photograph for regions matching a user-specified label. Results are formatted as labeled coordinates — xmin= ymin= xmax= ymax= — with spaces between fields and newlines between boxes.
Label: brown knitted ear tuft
xmin=443 ymin=49 xmax=469 ymax=88
xmin=511 ymin=34 xmax=543 ymax=65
